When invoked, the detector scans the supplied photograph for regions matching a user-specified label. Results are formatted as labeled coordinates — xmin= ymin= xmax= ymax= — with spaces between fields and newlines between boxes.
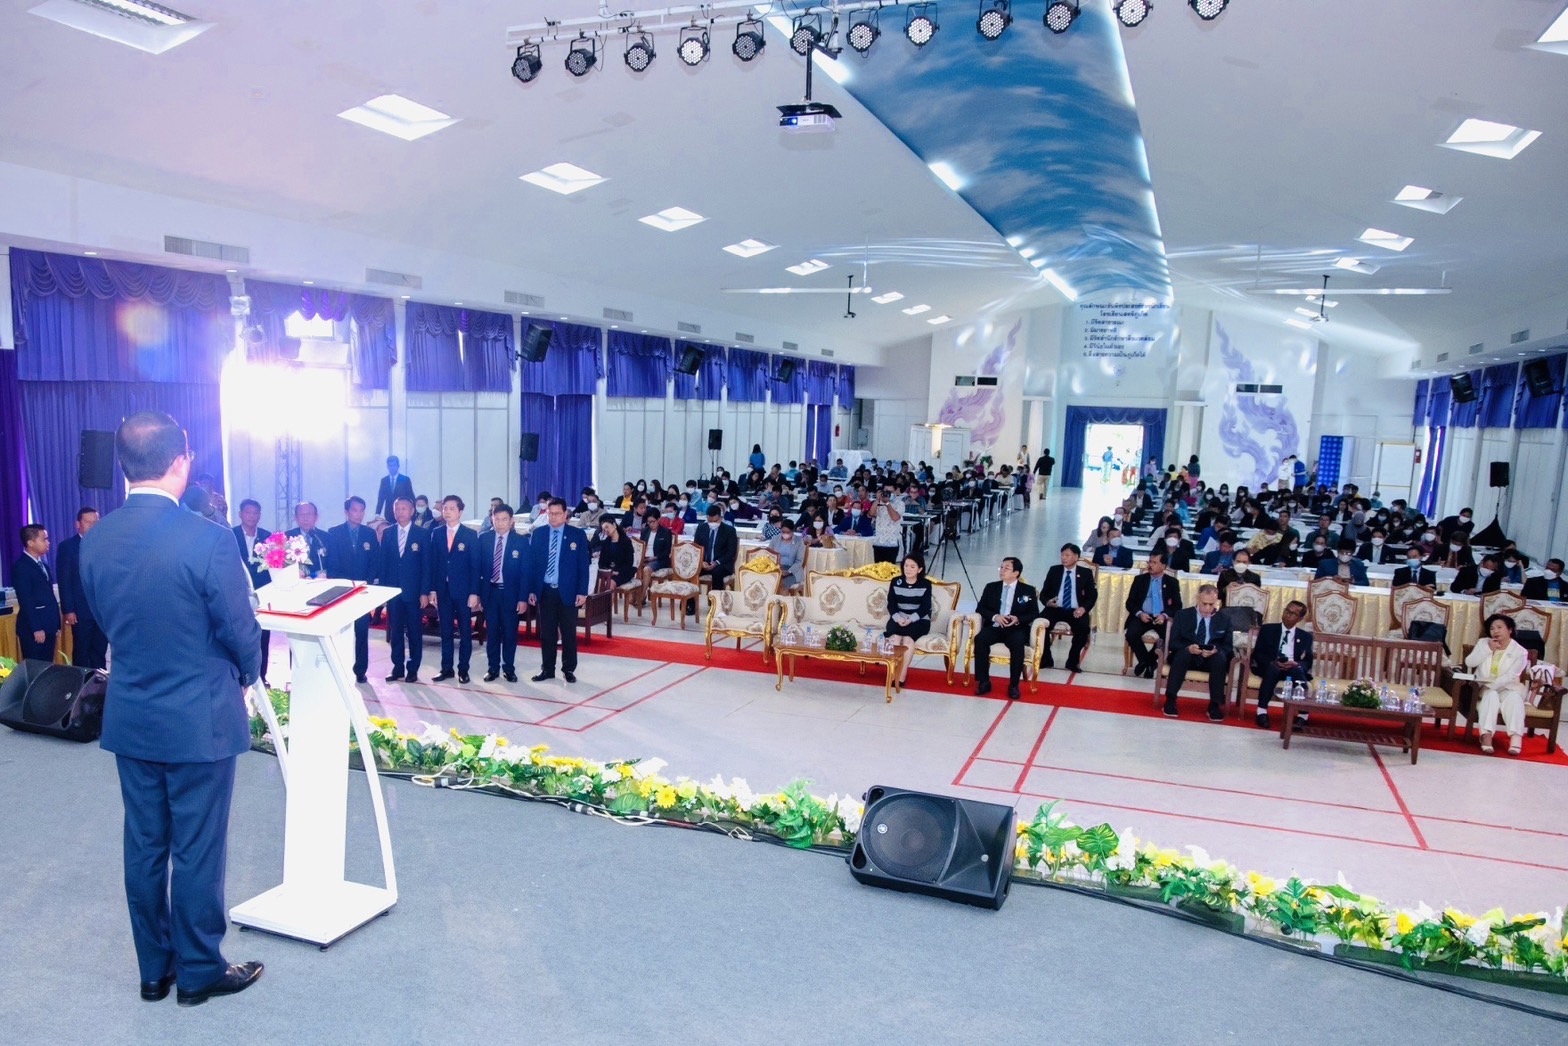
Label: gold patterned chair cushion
xmin=650 ymin=580 xmax=700 ymax=597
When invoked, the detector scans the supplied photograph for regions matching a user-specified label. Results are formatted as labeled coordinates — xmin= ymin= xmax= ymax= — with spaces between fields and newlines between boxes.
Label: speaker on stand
xmin=1478 ymin=460 xmax=1511 ymax=547
xmin=0 ymin=662 xmax=107 ymax=743
xmin=519 ymin=433 xmax=540 ymax=506
xmin=707 ymin=428 xmax=723 ymax=481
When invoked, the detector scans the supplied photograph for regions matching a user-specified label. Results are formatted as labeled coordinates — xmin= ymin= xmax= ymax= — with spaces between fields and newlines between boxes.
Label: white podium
xmin=230 ymin=580 xmax=401 ymax=948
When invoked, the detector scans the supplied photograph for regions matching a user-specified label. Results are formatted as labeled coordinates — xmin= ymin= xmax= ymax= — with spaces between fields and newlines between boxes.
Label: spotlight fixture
xmin=1043 ymin=1 xmax=1080 ymax=33
xmin=847 ymin=10 xmax=881 ymax=53
xmin=564 ymin=33 xmax=598 ymax=77
xmin=733 ymin=17 xmax=766 ymax=61
xmin=905 ymin=3 xmax=939 ymax=46
xmin=511 ymin=41 xmax=542 ymax=82
xmin=976 ymin=0 xmax=1011 ymax=40
xmin=623 ymin=31 xmax=655 ymax=72
xmin=1188 ymin=0 xmax=1227 ymax=20
xmin=790 ymin=13 xmax=823 ymax=56
xmin=1113 ymin=0 xmax=1152 ymax=27
xmin=677 ymin=25 xmax=710 ymax=66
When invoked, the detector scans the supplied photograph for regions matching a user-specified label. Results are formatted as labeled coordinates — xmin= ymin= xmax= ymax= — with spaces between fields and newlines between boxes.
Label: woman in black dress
xmin=592 ymin=518 xmax=637 ymax=588
xmin=884 ymin=554 xmax=933 ymax=692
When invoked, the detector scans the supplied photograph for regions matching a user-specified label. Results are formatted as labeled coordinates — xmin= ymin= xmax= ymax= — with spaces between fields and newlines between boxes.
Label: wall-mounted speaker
xmin=0 ymin=662 xmax=107 ymax=743
xmin=519 ymin=433 xmax=540 ymax=462
xmin=1490 ymin=461 xmax=1510 ymax=488
xmin=707 ymin=429 xmax=724 ymax=451
xmin=79 ymin=430 xmax=115 ymax=489
xmin=1523 ymin=358 xmax=1555 ymax=398
xmin=848 ymin=786 xmax=1015 ymax=910
xmin=675 ymin=344 xmax=704 ymax=375
xmin=1450 ymin=372 xmax=1478 ymax=404
xmin=773 ymin=358 xmax=796 ymax=383
xmin=519 ymin=323 xmax=553 ymax=363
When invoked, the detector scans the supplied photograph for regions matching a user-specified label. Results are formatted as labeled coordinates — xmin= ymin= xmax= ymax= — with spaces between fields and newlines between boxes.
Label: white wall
xmin=856 ymin=335 xmax=933 ymax=464
xmin=1197 ymin=313 xmax=1319 ymax=491
xmin=1308 ymin=345 xmax=1419 ymax=495
xmin=595 ymin=394 xmax=815 ymax=491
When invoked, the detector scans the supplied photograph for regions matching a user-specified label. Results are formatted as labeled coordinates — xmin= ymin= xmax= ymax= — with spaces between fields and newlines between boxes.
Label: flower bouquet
xmin=253 ymin=532 xmax=313 ymax=588
xmin=0 ymin=655 xmax=14 ymax=682
xmin=825 ymin=626 xmax=858 ymax=653
xmin=1340 ymin=679 xmax=1382 ymax=709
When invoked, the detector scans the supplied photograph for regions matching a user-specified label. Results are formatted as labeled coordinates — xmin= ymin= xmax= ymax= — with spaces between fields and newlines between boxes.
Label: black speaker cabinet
xmin=774 ymin=358 xmax=797 ymax=383
xmin=79 ymin=430 xmax=115 ymax=489
xmin=1490 ymin=461 xmax=1510 ymax=488
xmin=707 ymin=428 xmax=724 ymax=451
xmin=519 ymin=433 xmax=540 ymax=462
xmin=1450 ymin=372 xmax=1478 ymax=404
xmin=520 ymin=323 xmax=554 ymax=363
xmin=1523 ymin=358 xmax=1555 ymax=397
xmin=675 ymin=344 xmax=704 ymax=375
xmin=0 ymin=662 xmax=107 ymax=743
xmin=849 ymin=786 xmax=1015 ymax=910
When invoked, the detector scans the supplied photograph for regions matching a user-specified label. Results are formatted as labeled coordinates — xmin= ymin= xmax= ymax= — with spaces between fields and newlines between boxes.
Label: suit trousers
xmin=1256 ymin=662 xmax=1309 ymax=708
xmin=350 ymin=614 xmax=370 ymax=677
xmin=483 ymin=586 xmax=520 ymax=673
xmin=115 ymin=754 xmax=237 ymax=991
xmin=387 ymin=598 xmax=424 ymax=675
xmin=1040 ymin=606 xmax=1089 ymax=667
xmin=537 ymin=587 xmax=578 ymax=674
xmin=259 ymin=629 xmax=271 ymax=683
xmin=435 ymin=594 xmax=473 ymax=673
xmin=19 ymin=628 xmax=56 ymax=663
xmin=1124 ymin=618 xmax=1164 ymax=671
xmin=1165 ymin=649 xmax=1232 ymax=712
xmin=70 ymin=617 xmax=109 ymax=671
xmin=974 ymin=622 xmax=1029 ymax=684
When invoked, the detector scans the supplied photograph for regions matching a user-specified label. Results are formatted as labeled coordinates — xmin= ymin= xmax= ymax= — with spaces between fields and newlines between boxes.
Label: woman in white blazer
xmin=1465 ymin=614 xmax=1530 ymax=755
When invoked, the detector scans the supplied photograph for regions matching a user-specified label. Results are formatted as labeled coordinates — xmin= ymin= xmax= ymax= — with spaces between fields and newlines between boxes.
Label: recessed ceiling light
xmin=1041 ymin=268 xmax=1079 ymax=301
xmin=928 ymin=161 xmax=964 ymax=191
xmin=1440 ymin=118 xmax=1542 ymax=160
xmin=83 ymin=250 xmax=98 ymax=256
xmin=902 ymin=304 xmax=931 ymax=315
xmin=338 ymin=94 xmax=459 ymax=142
xmin=224 ymin=268 xmax=236 ymax=273
xmin=723 ymin=239 xmax=777 ymax=259
xmin=401 ymin=294 xmax=411 ymax=299
xmin=1005 ymin=235 xmax=1025 ymax=247
xmin=1030 ymin=258 xmax=1048 ymax=268
xmin=1358 ymin=228 xmax=1413 ymax=252
xmin=1334 ymin=258 xmax=1381 ymax=275
xmin=1528 ymin=8 xmax=1568 ymax=54
xmin=639 ymin=206 xmax=706 ymax=232
xmin=871 ymin=291 xmax=904 ymax=304
xmin=1305 ymin=295 xmax=1339 ymax=308
xmin=786 ymin=259 xmax=830 ymax=276
xmin=454 ymin=302 xmax=463 ymax=306
xmin=1294 ymin=307 xmax=1318 ymax=318
xmin=1018 ymin=247 xmax=1038 ymax=259
xmin=926 ymin=315 xmax=952 ymax=325
xmin=1285 ymin=318 xmax=1314 ymax=331
xmin=31 ymin=0 xmax=210 ymax=53
xmin=1393 ymin=185 xmax=1463 ymax=215
xmin=519 ymin=162 xmax=606 ymax=195
xmin=303 ymin=280 xmax=314 ymax=285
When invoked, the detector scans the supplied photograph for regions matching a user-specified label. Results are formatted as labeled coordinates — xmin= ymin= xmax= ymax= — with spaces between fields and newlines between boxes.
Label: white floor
xmin=263 ymin=484 xmax=1568 ymax=920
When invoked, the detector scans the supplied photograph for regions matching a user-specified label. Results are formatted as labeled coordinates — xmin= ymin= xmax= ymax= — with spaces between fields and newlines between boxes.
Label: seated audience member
xmin=1499 ymin=548 xmax=1527 ymax=585
xmin=1082 ymin=517 xmax=1114 ymax=556
xmin=1522 ymin=559 xmax=1568 ymax=603
xmin=676 ymin=493 xmax=698 ymax=525
xmin=644 ymin=510 xmax=674 ymax=574
xmin=1200 ymin=533 xmax=1238 ymax=574
xmin=1392 ymin=550 xmax=1438 ymax=589
xmin=1161 ymin=527 xmax=1199 ymax=572
xmin=1090 ymin=528 xmax=1133 ymax=570
xmin=693 ymin=505 xmax=738 ymax=592
xmin=1125 ymin=550 xmax=1181 ymax=679
xmin=884 ymin=554 xmax=933 ymax=693
xmin=1040 ymin=543 xmax=1097 ymax=673
xmin=1255 ymin=530 xmax=1299 ymax=568
xmin=1303 ymin=515 xmax=1338 ymax=551
xmin=762 ymin=508 xmax=784 ymax=541
xmin=1315 ymin=538 xmax=1369 ymax=585
xmin=1357 ymin=527 xmax=1398 ymax=565
xmin=1251 ymin=600 xmax=1314 ymax=729
xmin=660 ymin=501 xmax=685 ymax=537
xmin=836 ymin=502 xmax=874 ymax=536
xmin=1217 ymin=551 xmax=1262 ymax=602
xmin=591 ymin=518 xmax=637 ymax=589
xmin=1450 ymin=553 xmax=1503 ymax=597
xmin=412 ymin=495 xmax=435 ymax=528
xmin=1161 ymin=584 xmax=1235 ymax=722
xmin=725 ymin=496 xmax=759 ymax=523
xmin=1466 ymin=614 xmax=1530 ymax=755
xmin=1436 ymin=533 xmax=1476 ymax=569
xmin=973 ymin=557 xmax=1040 ymax=699
xmin=770 ymin=519 xmax=808 ymax=593
xmin=804 ymin=515 xmax=835 ymax=549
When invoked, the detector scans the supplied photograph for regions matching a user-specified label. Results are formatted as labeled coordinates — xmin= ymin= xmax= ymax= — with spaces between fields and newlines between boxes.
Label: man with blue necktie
xmin=79 ymin=411 xmax=263 ymax=1006
xmin=326 ymin=495 xmax=378 ymax=684
xmin=57 ymin=507 xmax=108 ymax=670
xmin=377 ymin=496 xmax=430 ymax=683
xmin=13 ymin=524 xmax=60 ymax=663
xmin=284 ymin=501 xmax=329 ymax=579
xmin=231 ymin=499 xmax=273 ymax=685
xmin=1523 ymin=559 xmax=1568 ymax=603
xmin=693 ymin=503 xmax=738 ymax=592
xmin=1039 ymin=543 xmax=1098 ymax=673
xmin=479 ymin=503 xmax=528 ymax=683
xmin=524 ymin=497 xmax=591 ymax=684
xmin=428 ymin=495 xmax=481 ymax=684
xmin=1124 ymin=549 xmax=1182 ymax=678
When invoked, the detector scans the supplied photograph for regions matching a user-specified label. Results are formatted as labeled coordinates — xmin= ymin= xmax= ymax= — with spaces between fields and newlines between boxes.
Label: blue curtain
xmin=726 ymin=348 xmax=770 ymax=403
xmin=520 ymin=393 xmax=592 ymax=505
xmin=11 ymin=248 xmax=231 ymax=384
xmin=0 ymin=351 xmax=29 ymax=571
xmin=1478 ymin=363 xmax=1519 ymax=428
xmin=673 ymin=342 xmax=725 ymax=401
xmin=519 ymin=320 xmax=602 ymax=396
xmin=1412 ymin=380 xmax=1429 ymax=427
xmin=405 ymin=303 xmax=513 ymax=393
xmin=606 ymin=331 xmax=672 ymax=399
xmin=805 ymin=404 xmax=832 ymax=464
xmin=1515 ymin=354 xmax=1565 ymax=429
xmin=244 ymin=280 xmax=396 ymax=389
xmin=1061 ymin=406 xmax=1167 ymax=488
xmin=1430 ymin=379 xmax=1456 ymax=428
xmin=836 ymin=364 xmax=856 ymax=407
xmin=771 ymin=355 xmax=807 ymax=405
xmin=1416 ymin=424 xmax=1446 ymax=518
xmin=805 ymin=360 xmax=836 ymax=404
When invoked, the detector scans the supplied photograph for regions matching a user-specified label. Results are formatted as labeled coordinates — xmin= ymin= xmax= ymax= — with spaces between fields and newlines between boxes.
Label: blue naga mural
xmin=936 ymin=317 xmax=1021 ymax=453
xmin=1214 ymin=320 xmax=1300 ymax=492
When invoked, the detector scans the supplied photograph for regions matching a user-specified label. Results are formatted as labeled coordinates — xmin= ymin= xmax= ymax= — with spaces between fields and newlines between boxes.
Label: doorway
xmin=1084 ymin=423 xmax=1144 ymax=489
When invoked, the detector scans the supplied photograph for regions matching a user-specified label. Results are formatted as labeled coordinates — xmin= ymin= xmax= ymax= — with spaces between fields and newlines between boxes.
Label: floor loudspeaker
xmin=1490 ymin=461 xmax=1509 ymax=488
xmin=519 ymin=433 xmax=540 ymax=462
xmin=0 ymin=662 xmax=107 ymax=743
xmin=707 ymin=428 xmax=723 ymax=451
xmin=848 ymin=786 xmax=1015 ymax=910
xmin=79 ymin=430 xmax=115 ymax=489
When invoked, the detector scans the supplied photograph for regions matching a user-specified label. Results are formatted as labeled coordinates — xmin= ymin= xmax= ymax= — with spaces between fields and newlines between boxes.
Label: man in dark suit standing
xmin=377 ymin=496 xmax=430 ymax=683
xmin=1039 ymin=543 xmax=1097 ymax=672
xmin=1251 ymin=600 xmax=1314 ymax=728
xmin=79 ymin=411 xmax=263 ymax=1006
xmin=57 ymin=507 xmax=107 ymax=670
xmin=326 ymin=495 xmax=378 ymax=684
xmin=479 ymin=503 xmax=528 ymax=683
xmin=232 ymin=499 xmax=272 ymax=685
xmin=375 ymin=455 xmax=414 ymax=520
xmin=1124 ymin=549 xmax=1182 ymax=679
xmin=1392 ymin=551 xmax=1438 ymax=590
xmin=284 ymin=501 xmax=330 ymax=579
xmin=427 ymin=495 xmax=480 ymax=684
xmin=1162 ymin=583 xmax=1235 ymax=722
xmin=524 ymin=497 xmax=591 ymax=684
xmin=13 ymin=524 xmax=60 ymax=663
xmin=693 ymin=503 xmax=739 ymax=591
xmin=973 ymin=557 xmax=1039 ymax=699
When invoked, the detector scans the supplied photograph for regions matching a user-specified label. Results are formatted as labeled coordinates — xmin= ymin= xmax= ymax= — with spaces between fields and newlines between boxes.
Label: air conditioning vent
xmin=603 ymin=307 xmax=634 ymax=322
xmin=735 ymin=332 xmax=755 ymax=344
xmin=505 ymin=291 xmax=545 ymax=308
xmin=821 ymin=348 xmax=835 ymax=358
xmin=976 ymin=376 xmax=998 ymax=387
xmin=1468 ymin=342 xmax=1485 ymax=355
xmin=1436 ymin=352 xmax=1450 ymax=363
xmin=1511 ymin=329 xmax=1531 ymax=345
xmin=954 ymin=376 xmax=976 ymax=387
xmin=164 ymin=235 xmax=249 ymax=264
xmin=782 ymin=340 xmax=799 ymax=352
xmin=677 ymin=321 xmax=702 ymax=334
xmin=366 ymin=268 xmax=422 ymax=289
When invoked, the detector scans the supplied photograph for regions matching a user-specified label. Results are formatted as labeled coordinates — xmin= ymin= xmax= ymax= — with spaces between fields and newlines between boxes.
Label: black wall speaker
xmin=0 ymin=662 xmax=107 ymax=743
xmin=1450 ymin=372 xmax=1478 ymax=404
xmin=707 ymin=428 xmax=724 ymax=451
xmin=79 ymin=430 xmax=115 ymax=490
xmin=519 ymin=323 xmax=554 ymax=363
xmin=1524 ymin=358 xmax=1555 ymax=397
xmin=519 ymin=433 xmax=540 ymax=462
xmin=774 ymin=358 xmax=797 ymax=383
xmin=1490 ymin=461 xmax=1510 ymax=488
xmin=848 ymin=786 xmax=1015 ymax=910
xmin=675 ymin=344 xmax=704 ymax=375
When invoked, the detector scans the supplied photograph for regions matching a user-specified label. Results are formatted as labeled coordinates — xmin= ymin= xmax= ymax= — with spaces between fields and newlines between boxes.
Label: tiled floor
xmin=265 ymin=484 xmax=1568 ymax=920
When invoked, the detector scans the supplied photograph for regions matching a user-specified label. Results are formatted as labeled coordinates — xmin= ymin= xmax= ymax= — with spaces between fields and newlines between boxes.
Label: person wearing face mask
xmin=1499 ymin=552 xmax=1526 ymax=585
xmin=1412 ymin=526 xmax=1440 ymax=562
xmin=726 ymin=497 xmax=759 ymax=523
xmin=1301 ymin=535 xmax=1332 ymax=571
xmin=1436 ymin=507 xmax=1475 ymax=546
xmin=762 ymin=510 xmax=784 ymax=542
xmin=1161 ymin=527 xmax=1198 ymax=572
xmin=1356 ymin=527 xmax=1397 ymax=565
xmin=1392 ymin=553 xmax=1437 ymax=589
xmin=675 ymin=495 xmax=697 ymax=525
xmin=1523 ymin=558 xmax=1568 ymax=603
xmin=658 ymin=501 xmax=685 ymax=537
xmin=1217 ymin=551 xmax=1261 ymax=603
xmin=1091 ymin=528 xmax=1133 ymax=569
xmin=578 ymin=495 xmax=606 ymax=528
xmin=805 ymin=515 xmax=836 ymax=550
xmin=770 ymin=519 xmax=808 ymax=593
xmin=1315 ymin=538 xmax=1369 ymax=585
xmin=644 ymin=508 xmax=674 ymax=575
xmin=836 ymin=502 xmax=874 ymax=537
xmin=1255 ymin=529 xmax=1300 ymax=568
xmin=1438 ymin=535 xmax=1476 ymax=570
xmin=1450 ymin=553 xmax=1503 ymax=597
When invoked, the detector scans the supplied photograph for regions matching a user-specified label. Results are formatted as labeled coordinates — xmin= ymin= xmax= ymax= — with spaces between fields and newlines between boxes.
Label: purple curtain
xmin=519 ymin=320 xmax=602 ymax=395
xmin=836 ymin=364 xmax=856 ymax=406
xmin=1412 ymin=379 xmax=1429 ymax=428
xmin=726 ymin=348 xmax=770 ymax=403
xmin=405 ymin=303 xmax=514 ymax=393
xmin=20 ymin=381 xmax=223 ymax=539
xmin=520 ymin=392 xmax=593 ymax=504
xmin=1516 ymin=354 xmax=1564 ymax=429
xmin=244 ymin=280 xmax=396 ymax=389
xmin=0 ymin=352 xmax=29 ymax=570
xmin=11 ymin=248 xmax=231 ymax=384
xmin=673 ymin=342 xmax=725 ymax=401
xmin=770 ymin=355 xmax=807 ymax=406
xmin=805 ymin=360 xmax=836 ymax=404
xmin=1478 ymin=363 xmax=1519 ymax=429
xmin=606 ymin=331 xmax=672 ymax=398
xmin=805 ymin=404 xmax=832 ymax=465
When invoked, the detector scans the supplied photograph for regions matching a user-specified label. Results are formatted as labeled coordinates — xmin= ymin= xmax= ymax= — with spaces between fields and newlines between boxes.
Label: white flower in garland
xmin=416 ymin=722 xmax=449 ymax=749
xmin=631 ymin=758 xmax=667 ymax=780
xmin=1105 ymin=829 xmax=1138 ymax=871
xmin=478 ymin=736 xmax=499 ymax=760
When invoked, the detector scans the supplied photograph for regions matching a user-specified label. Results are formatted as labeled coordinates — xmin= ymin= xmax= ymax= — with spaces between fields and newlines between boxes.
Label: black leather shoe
xmin=1007 ymin=684 xmax=1021 ymax=699
xmin=1065 ymin=663 xmax=1082 ymax=674
xmin=531 ymin=671 xmax=555 ymax=683
xmin=384 ymin=671 xmax=404 ymax=683
xmin=432 ymin=670 xmax=455 ymax=682
xmin=503 ymin=671 xmax=517 ymax=683
xmin=1040 ymin=660 xmax=1055 ymax=671
xmin=1293 ymin=714 xmax=1310 ymax=730
xmin=1255 ymin=712 xmax=1270 ymax=728
xmin=975 ymin=681 xmax=993 ymax=696
xmin=483 ymin=671 xmax=500 ymax=683
xmin=1162 ymin=705 xmax=1179 ymax=718
xmin=1208 ymin=708 xmax=1225 ymax=722
xmin=354 ymin=673 xmax=368 ymax=685
xmin=458 ymin=672 xmax=470 ymax=684
xmin=404 ymin=673 xmax=420 ymax=684
xmin=176 ymin=962 xmax=264 ymax=1007
xmin=140 ymin=973 xmax=175 ymax=1002
xmin=563 ymin=671 xmax=576 ymax=684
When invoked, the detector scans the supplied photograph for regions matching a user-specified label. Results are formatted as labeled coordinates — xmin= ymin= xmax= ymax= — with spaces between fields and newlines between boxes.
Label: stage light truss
xmin=564 ymin=32 xmax=598 ymax=76
xmin=623 ymin=30 xmax=655 ymax=71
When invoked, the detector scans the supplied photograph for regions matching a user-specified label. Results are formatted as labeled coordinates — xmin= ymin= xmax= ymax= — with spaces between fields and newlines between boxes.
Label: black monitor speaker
xmin=675 ymin=344 xmax=704 ymax=375
xmin=519 ymin=433 xmax=540 ymax=462
xmin=707 ymin=429 xmax=723 ymax=451
xmin=0 ymin=662 xmax=107 ymax=743
xmin=773 ymin=358 xmax=796 ymax=383
xmin=848 ymin=786 xmax=1015 ymax=910
xmin=79 ymin=430 xmax=115 ymax=489
xmin=1450 ymin=372 xmax=1478 ymax=403
xmin=1490 ymin=461 xmax=1509 ymax=488
xmin=1523 ymin=358 xmax=1555 ymax=397
xmin=519 ymin=323 xmax=554 ymax=363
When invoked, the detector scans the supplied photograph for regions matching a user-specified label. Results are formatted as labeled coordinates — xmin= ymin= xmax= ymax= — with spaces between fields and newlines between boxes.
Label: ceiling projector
xmin=778 ymin=101 xmax=841 ymax=133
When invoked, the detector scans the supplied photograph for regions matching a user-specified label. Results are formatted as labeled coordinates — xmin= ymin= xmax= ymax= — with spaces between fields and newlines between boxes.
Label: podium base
xmin=230 ymin=880 xmax=395 ymax=948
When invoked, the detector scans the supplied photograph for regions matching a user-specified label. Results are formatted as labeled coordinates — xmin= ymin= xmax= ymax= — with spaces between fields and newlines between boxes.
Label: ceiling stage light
xmin=623 ymin=32 xmax=655 ymax=72
xmin=1189 ymin=0 xmax=1227 ymax=20
xmin=733 ymin=18 xmax=766 ymax=61
xmin=1043 ymin=1 xmax=1079 ymax=33
xmin=791 ymin=14 xmax=823 ymax=55
xmin=976 ymin=1 xmax=1011 ymax=40
xmin=1114 ymin=0 xmax=1152 ymax=27
xmin=511 ymin=42 xmax=542 ymax=82
xmin=905 ymin=4 xmax=939 ymax=46
xmin=565 ymin=33 xmax=598 ymax=77
xmin=677 ymin=25 xmax=710 ymax=66
xmin=847 ymin=11 xmax=881 ymax=53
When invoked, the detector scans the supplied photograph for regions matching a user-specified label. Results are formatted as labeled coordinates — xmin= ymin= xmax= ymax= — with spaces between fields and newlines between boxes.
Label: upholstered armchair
xmin=705 ymin=557 xmax=783 ymax=661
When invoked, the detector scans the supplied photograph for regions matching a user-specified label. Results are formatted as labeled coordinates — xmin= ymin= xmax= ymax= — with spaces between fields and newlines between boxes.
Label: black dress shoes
xmin=483 ymin=671 xmax=500 ymax=683
xmin=503 ymin=671 xmax=517 ymax=683
xmin=458 ymin=672 xmax=470 ymax=684
xmin=975 ymin=681 xmax=993 ymax=696
xmin=176 ymin=962 xmax=264 ymax=1007
xmin=1006 ymin=683 xmax=1021 ymax=699
xmin=1065 ymin=663 xmax=1082 ymax=675
xmin=354 ymin=673 xmax=368 ymax=685
xmin=432 ymin=670 xmax=456 ymax=682
xmin=1162 ymin=704 xmax=1179 ymax=718
xmin=1207 ymin=708 xmax=1225 ymax=722
xmin=1255 ymin=712 xmax=1271 ymax=728
xmin=404 ymin=673 xmax=420 ymax=684
xmin=384 ymin=671 xmax=404 ymax=683
xmin=140 ymin=973 xmax=175 ymax=1002
xmin=531 ymin=671 xmax=555 ymax=683
xmin=563 ymin=671 xmax=576 ymax=684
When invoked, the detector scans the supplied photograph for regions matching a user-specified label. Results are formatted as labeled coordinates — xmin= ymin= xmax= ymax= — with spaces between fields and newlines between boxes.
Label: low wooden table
xmin=774 ymin=644 xmax=901 ymax=702
xmin=1278 ymin=696 xmax=1427 ymax=764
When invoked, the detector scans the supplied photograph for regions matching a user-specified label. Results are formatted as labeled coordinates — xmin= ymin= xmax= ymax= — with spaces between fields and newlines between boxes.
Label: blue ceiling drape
xmin=243 ymin=280 xmax=396 ymax=389
xmin=1412 ymin=379 xmax=1429 ymax=428
xmin=805 ymin=360 xmax=836 ymax=404
xmin=0 ymin=351 xmax=30 ymax=570
xmin=836 ymin=364 xmax=856 ymax=406
xmin=606 ymin=331 xmax=672 ymax=398
xmin=726 ymin=348 xmax=770 ymax=403
xmin=673 ymin=341 xmax=726 ymax=401
xmin=405 ymin=302 xmax=514 ymax=393
xmin=1061 ymin=406 xmax=1167 ymax=488
xmin=1446 ymin=373 xmax=1477 ymax=428
xmin=1429 ymin=379 xmax=1454 ymax=428
xmin=1478 ymin=363 xmax=1519 ymax=429
xmin=770 ymin=355 xmax=807 ymax=405
xmin=519 ymin=320 xmax=602 ymax=396
xmin=1515 ymin=354 xmax=1565 ymax=429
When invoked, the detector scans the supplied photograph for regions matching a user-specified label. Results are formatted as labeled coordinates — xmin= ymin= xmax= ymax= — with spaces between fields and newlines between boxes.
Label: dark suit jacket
xmin=479 ymin=529 xmax=528 ymax=601
xmin=55 ymin=534 xmax=91 ymax=624
xmin=1200 ymin=550 xmax=1237 ymax=574
xmin=429 ymin=524 xmax=482 ymax=599
xmin=12 ymin=554 xmax=60 ymax=637
xmin=80 ymin=492 xmax=261 ymax=762
xmin=232 ymin=526 xmax=272 ymax=591
xmin=1252 ymin=622 xmax=1314 ymax=677
xmin=976 ymin=580 xmax=1040 ymax=628
xmin=1392 ymin=566 xmax=1438 ymax=589
xmin=1315 ymin=557 xmax=1369 ymax=586
xmin=1162 ymin=540 xmax=1197 ymax=573
xmin=1091 ymin=544 xmax=1133 ymax=570
xmin=591 ymin=534 xmax=637 ymax=586
xmin=1356 ymin=541 xmax=1398 ymax=565
xmin=1217 ymin=568 xmax=1262 ymax=597
xmin=1522 ymin=575 xmax=1568 ymax=602
xmin=645 ymin=524 xmax=674 ymax=571
xmin=1450 ymin=566 xmax=1502 ymax=596
xmin=1170 ymin=606 xmax=1235 ymax=659
xmin=378 ymin=523 xmax=432 ymax=602
xmin=326 ymin=522 xmax=379 ymax=582
xmin=375 ymin=473 xmax=416 ymax=519
xmin=1040 ymin=563 xmax=1098 ymax=612
xmin=1124 ymin=572 xmax=1182 ymax=628
xmin=524 ymin=523 xmax=592 ymax=603
xmin=285 ymin=526 xmax=330 ymax=578
xmin=693 ymin=520 xmax=739 ymax=576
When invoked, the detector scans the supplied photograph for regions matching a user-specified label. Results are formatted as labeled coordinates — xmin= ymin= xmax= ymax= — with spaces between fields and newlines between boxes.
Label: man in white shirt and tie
xmin=1039 ymin=543 xmax=1098 ymax=673
xmin=973 ymin=558 xmax=1040 ymax=699
xmin=12 ymin=524 xmax=61 ymax=662
xmin=1251 ymin=600 xmax=1314 ymax=728
xmin=1162 ymin=584 xmax=1236 ymax=721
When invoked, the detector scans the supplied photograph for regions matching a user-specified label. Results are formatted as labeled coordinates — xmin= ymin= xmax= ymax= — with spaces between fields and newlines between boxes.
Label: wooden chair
xmin=647 ymin=541 xmax=705 ymax=628
xmin=1226 ymin=582 xmax=1268 ymax=625
xmin=1510 ymin=605 xmax=1552 ymax=644
xmin=1309 ymin=588 xmax=1358 ymax=635
xmin=741 ymin=545 xmax=780 ymax=569
xmin=1480 ymin=590 xmax=1525 ymax=626
xmin=1383 ymin=638 xmax=1457 ymax=736
xmin=613 ymin=538 xmax=647 ymax=622
xmin=705 ymin=557 xmax=782 ymax=661
xmin=1307 ymin=575 xmax=1350 ymax=609
xmin=1152 ymin=618 xmax=1239 ymax=714
xmin=1397 ymin=595 xmax=1451 ymax=639
xmin=1524 ymin=677 xmax=1564 ymax=754
xmin=576 ymin=570 xmax=616 ymax=641
xmin=965 ymin=616 xmax=1050 ymax=694
xmin=1388 ymin=583 xmax=1434 ymax=636
xmin=1045 ymin=561 xmax=1098 ymax=665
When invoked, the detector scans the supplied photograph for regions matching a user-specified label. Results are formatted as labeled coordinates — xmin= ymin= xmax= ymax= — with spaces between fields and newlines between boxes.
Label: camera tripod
xmin=929 ymin=506 xmax=975 ymax=592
